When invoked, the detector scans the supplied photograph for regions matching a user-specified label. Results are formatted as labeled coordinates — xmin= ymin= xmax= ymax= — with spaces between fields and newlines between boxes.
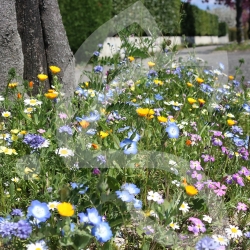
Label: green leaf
xmin=107 ymin=176 xmax=120 ymax=190
xmin=72 ymin=233 xmax=92 ymax=249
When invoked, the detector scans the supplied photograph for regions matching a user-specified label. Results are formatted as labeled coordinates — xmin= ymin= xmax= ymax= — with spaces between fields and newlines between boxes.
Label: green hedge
xmin=218 ymin=22 xmax=228 ymax=37
xmin=58 ymin=0 xmax=112 ymax=53
xmin=181 ymin=3 xmax=219 ymax=36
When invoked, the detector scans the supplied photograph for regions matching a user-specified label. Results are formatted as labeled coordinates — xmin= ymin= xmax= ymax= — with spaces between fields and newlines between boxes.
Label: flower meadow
xmin=1 ymin=38 xmax=250 ymax=250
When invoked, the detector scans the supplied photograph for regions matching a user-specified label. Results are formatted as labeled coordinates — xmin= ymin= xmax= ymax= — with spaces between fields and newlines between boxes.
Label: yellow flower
xmin=198 ymin=99 xmax=205 ymax=105
xmin=187 ymin=98 xmax=197 ymax=104
xmin=196 ymin=77 xmax=204 ymax=84
xmin=246 ymin=176 xmax=250 ymax=180
xmin=186 ymin=82 xmax=193 ymax=87
xmin=8 ymin=82 xmax=18 ymax=88
xmin=148 ymin=61 xmax=155 ymax=67
xmin=154 ymin=79 xmax=163 ymax=86
xmin=128 ymin=56 xmax=135 ymax=62
xmin=99 ymin=131 xmax=109 ymax=139
xmin=227 ymin=119 xmax=236 ymax=126
xmin=37 ymin=74 xmax=48 ymax=81
xmin=79 ymin=120 xmax=90 ymax=129
xmin=11 ymin=135 xmax=18 ymax=141
xmin=185 ymin=185 xmax=198 ymax=196
xmin=136 ymin=108 xmax=154 ymax=117
xmin=57 ymin=202 xmax=74 ymax=217
xmin=85 ymin=82 xmax=89 ymax=87
xmin=24 ymin=167 xmax=34 ymax=174
xmin=49 ymin=66 xmax=61 ymax=74
xmin=228 ymin=75 xmax=234 ymax=80
xmin=131 ymin=98 xmax=136 ymax=102
xmin=44 ymin=90 xmax=58 ymax=99
xmin=2 ymin=112 xmax=11 ymax=118
xmin=16 ymin=188 xmax=22 ymax=191
xmin=20 ymin=130 xmax=27 ymax=135
xmin=157 ymin=116 xmax=168 ymax=123
xmin=11 ymin=129 xmax=19 ymax=134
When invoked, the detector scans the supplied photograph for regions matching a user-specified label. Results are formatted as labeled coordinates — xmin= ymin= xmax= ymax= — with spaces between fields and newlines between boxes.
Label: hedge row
xmin=181 ymin=3 xmax=219 ymax=36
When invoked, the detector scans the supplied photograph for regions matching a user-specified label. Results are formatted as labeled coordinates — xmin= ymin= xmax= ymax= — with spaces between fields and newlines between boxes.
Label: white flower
xmin=147 ymin=191 xmax=163 ymax=203
xmin=212 ymin=235 xmax=228 ymax=246
xmin=172 ymin=180 xmax=180 ymax=187
xmin=11 ymin=177 xmax=20 ymax=183
xmin=0 ymin=96 xmax=4 ymax=101
xmin=226 ymin=113 xmax=235 ymax=118
xmin=24 ymin=98 xmax=42 ymax=106
xmin=170 ymin=167 xmax=179 ymax=175
xmin=213 ymin=69 xmax=222 ymax=75
xmin=47 ymin=201 xmax=59 ymax=211
xmin=2 ymin=111 xmax=11 ymax=118
xmin=179 ymin=202 xmax=190 ymax=213
xmin=225 ymin=225 xmax=242 ymax=239
xmin=202 ymin=215 xmax=212 ymax=223
xmin=55 ymin=147 xmax=74 ymax=157
xmin=169 ymin=160 xmax=177 ymax=166
xmin=24 ymin=107 xmax=35 ymax=114
xmin=26 ymin=240 xmax=48 ymax=250
xmin=169 ymin=222 xmax=180 ymax=230
xmin=39 ymin=139 xmax=50 ymax=148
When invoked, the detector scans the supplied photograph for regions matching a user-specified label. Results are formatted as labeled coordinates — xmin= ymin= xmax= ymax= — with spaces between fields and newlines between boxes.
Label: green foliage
xmin=58 ymin=0 xmax=112 ymax=53
xmin=218 ymin=22 xmax=228 ymax=37
xmin=181 ymin=3 xmax=219 ymax=36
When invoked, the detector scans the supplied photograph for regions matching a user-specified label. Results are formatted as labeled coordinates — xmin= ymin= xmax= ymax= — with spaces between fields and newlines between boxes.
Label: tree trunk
xmin=16 ymin=0 xmax=50 ymax=94
xmin=0 ymin=0 xmax=23 ymax=93
xmin=39 ymin=0 xmax=75 ymax=96
xmin=236 ymin=0 xmax=245 ymax=44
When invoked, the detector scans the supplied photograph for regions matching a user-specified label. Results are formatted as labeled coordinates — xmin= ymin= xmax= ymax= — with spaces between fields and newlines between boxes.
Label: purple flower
xmin=11 ymin=209 xmax=23 ymax=217
xmin=201 ymin=154 xmax=215 ymax=162
xmin=212 ymin=137 xmax=223 ymax=146
xmin=147 ymin=70 xmax=158 ymax=77
xmin=23 ymin=134 xmax=46 ymax=149
xmin=0 ymin=221 xmax=16 ymax=238
xmin=211 ymin=130 xmax=223 ymax=137
xmin=213 ymin=182 xmax=227 ymax=196
xmin=237 ymin=202 xmax=248 ymax=211
xmin=195 ymin=182 xmax=204 ymax=191
xmin=231 ymin=126 xmax=243 ymax=135
xmin=244 ymin=231 xmax=250 ymax=238
xmin=233 ymin=137 xmax=245 ymax=147
xmin=221 ymin=146 xmax=229 ymax=155
xmin=191 ymin=171 xmax=202 ymax=181
xmin=15 ymin=220 xmax=32 ymax=239
xmin=190 ymin=161 xmax=203 ymax=171
xmin=232 ymin=173 xmax=245 ymax=186
xmin=93 ymin=168 xmax=101 ymax=175
xmin=97 ymin=155 xmax=106 ymax=165
xmin=93 ymin=51 xmax=100 ymax=56
xmin=205 ymin=180 xmax=216 ymax=189
xmin=59 ymin=125 xmax=73 ymax=135
xmin=188 ymin=217 xmax=206 ymax=235
xmin=195 ymin=236 xmax=220 ymax=250
xmin=238 ymin=166 xmax=250 ymax=176
xmin=225 ymin=175 xmax=233 ymax=184
xmin=94 ymin=65 xmax=103 ymax=73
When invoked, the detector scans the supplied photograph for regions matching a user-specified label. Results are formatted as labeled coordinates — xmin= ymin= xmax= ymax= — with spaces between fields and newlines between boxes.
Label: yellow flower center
xmin=231 ymin=228 xmax=237 ymax=233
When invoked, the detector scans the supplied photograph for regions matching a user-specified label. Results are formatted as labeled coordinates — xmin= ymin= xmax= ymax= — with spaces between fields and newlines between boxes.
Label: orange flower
xmin=157 ymin=116 xmax=168 ymax=123
xmin=228 ymin=75 xmax=234 ymax=80
xmin=128 ymin=56 xmax=135 ymax=62
xmin=17 ymin=93 xmax=22 ymax=99
xmin=92 ymin=143 xmax=99 ymax=149
xmin=136 ymin=108 xmax=154 ymax=117
xmin=187 ymin=98 xmax=197 ymax=104
xmin=185 ymin=140 xmax=192 ymax=146
xmin=57 ymin=202 xmax=74 ymax=217
xmin=186 ymin=82 xmax=193 ymax=87
xmin=185 ymin=185 xmax=198 ymax=196
xmin=45 ymin=92 xmax=58 ymax=99
xmin=29 ymin=81 xmax=34 ymax=88
xmin=198 ymin=99 xmax=205 ymax=105
xmin=79 ymin=120 xmax=89 ymax=129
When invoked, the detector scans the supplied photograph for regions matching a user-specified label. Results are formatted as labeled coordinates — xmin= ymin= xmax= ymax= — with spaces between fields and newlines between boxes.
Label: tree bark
xmin=0 ymin=0 xmax=23 ymax=93
xmin=236 ymin=0 xmax=245 ymax=44
xmin=39 ymin=0 xmax=75 ymax=96
xmin=16 ymin=0 xmax=50 ymax=94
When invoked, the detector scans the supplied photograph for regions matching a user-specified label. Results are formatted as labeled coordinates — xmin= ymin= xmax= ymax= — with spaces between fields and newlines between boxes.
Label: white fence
xmin=100 ymin=35 xmax=229 ymax=57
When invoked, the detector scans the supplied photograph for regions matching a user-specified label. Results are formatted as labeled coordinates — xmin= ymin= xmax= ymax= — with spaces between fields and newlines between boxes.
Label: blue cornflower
xmin=231 ymin=126 xmax=243 ymax=135
xmin=87 ymin=208 xmax=102 ymax=226
xmin=200 ymin=84 xmax=214 ymax=94
xmin=120 ymin=139 xmax=138 ymax=154
xmin=0 ymin=221 xmax=16 ymax=238
xmin=121 ymin=183 xmax=140 ymax=195
xmin=243 ymin=103 xmax=250 ymax=112
xmin=155 ymin=94 xmax=163 ymax=101
xmin=93 ymin=51 xmax=100 ymax=56
xmin=76 ymin=111 xmax=100 ymax=123
xmin=94 ymin=65 xmax=103 ymax=73
xmin=11 ymin=209 xmax=23 ymax=217
xmin=78 ymin=212 xmax=89 ymax=224
xmin=91 ymin=221 xmax=113 ymax=243
xmin=244 ymin=231 xmax=250 ymax=238
xmin=15 ymin=220 xmax=32 ymax=239
xmin=147 ymin=70 xmax=158 ymax=78
xmin=59 ymin=125 xmax=73 ymax=135
xmin=233 ymin=80 xmax=240 ymax=87
xmin=165 ymin=124 xmax=179 ymax=139
xmin=116 ymin=190 xmax=134 ymax=202
xmin=23 ymin=134 xmax=46 ymax=149
xmin=27 ymin=200 xmax=51 ymax=224
xmin=195 ymin=236 xmax=220 ymax=250
xmin=233 ymin=137 xmax=246 ymax=147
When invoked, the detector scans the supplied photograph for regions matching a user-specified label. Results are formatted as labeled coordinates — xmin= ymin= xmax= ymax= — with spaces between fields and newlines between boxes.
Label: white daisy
xmin=169 ymin=222 xmax=180 ymax=230
xmin=47 ymin=201 xmax=59 ymax=211
xmin=26 ymin=240 xmax=48 ymax=250
xmin=24 ymin=98 xmax=42 ymax=106
xmin=225 ymin=225 xmax=242 ymax=239
xmin=55 ymin=147 xmax=74 ymax=157
xmin=24 ymin=107 xmax=36 ymax=114
xmin=202 ymin=215 xmax=212 ymax=223
xmin=39 ymin=139 xmax=50 ymax=148
xmin=212 ymin=234 xmax=229 ymax=246
xmin=179 ymin=202 xmax=190 ymax=213
xmin=2 ymin=111 xmax=11 ymax=118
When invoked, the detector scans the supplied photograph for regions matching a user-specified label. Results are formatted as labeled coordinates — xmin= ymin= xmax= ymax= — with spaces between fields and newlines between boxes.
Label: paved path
xmin=177 ymin=45 xmax=250 ymax=82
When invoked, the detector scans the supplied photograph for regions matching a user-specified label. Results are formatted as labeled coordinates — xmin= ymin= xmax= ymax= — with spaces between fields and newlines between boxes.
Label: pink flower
xmin=237 ymin=202 xmax=248 ymax=211
xmin=37 ymin=129 xmax=46 ymax=134
xmin=191 ymin=171 xmax=202 ymax=181
xmin=59 ymin=112 xmax=68 ymax=119
xmin=213 ymin=182 xmax=227 ymax=196
xmin=190 ymin=161 xmax=203 ymax=171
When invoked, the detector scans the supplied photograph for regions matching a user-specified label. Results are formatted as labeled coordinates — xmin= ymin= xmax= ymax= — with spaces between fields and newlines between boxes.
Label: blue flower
xmin=59 ymin=125 xmax=73 ymax=135
xmin=23 ymin=134 xmax=46 ymax=149
xmin=11 ymin=209 xmax=23 ymax=217
xmin=86 ymin=129 xmax=97 ymax=135
xmin=200 ymin=84 xmax=214 ymax=94
xmin=195 ymin=236 xmax=220 ymax=250
xmin=115 ymin=190 xmax=134 ymax=202
xmin=27 ymin=200 xmax=51 ymax=223
xmin=70 ymin=182 xmax=88 ymax=195
xmin=120 ymin=139 xmax=138 ymax=154
xmin=132 ymin=199 xmax=142 ymax=209
xmin=121 ymin=183 xmax=140 ymax=195
xmin=76 ymin=111 xmax=100 ymax=123
xmin=127 ymin=131 xmax=140 ymax=142
xmin=244 ymin=231 xmax=250 ymax=238
xmin=243 ymin=103 xmax=250 ymax=112
xmin=117 ymin=126 xmax=130 ymax=133
xmin=78 ymin=212 xmax=89 ymax=224
xmin=87 ymin=208 xmax=102 ymax=226
xmin=155 ymin=94 xmax=163 ymax=101
xmin=233 ymin=137 xmax=246 ymax=147
xmin=94 ymin=65 xmax=103 ymax=73
xmin=91 ymin=221 xmax=113 ymax=243
xmin=165 ymin=124 xmax=179 ymax=139
xmin=93 ymin=51 xmax=100 ymax=56
xmin=15 ymin=220 xmax=32 ymax=239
